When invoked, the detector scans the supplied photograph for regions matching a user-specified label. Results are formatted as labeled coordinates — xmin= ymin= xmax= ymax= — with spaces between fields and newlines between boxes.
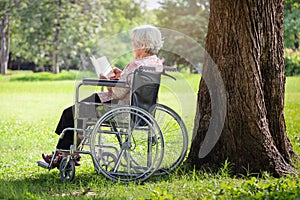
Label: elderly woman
xmin=42 ymin=25 xmax=164 ymax=166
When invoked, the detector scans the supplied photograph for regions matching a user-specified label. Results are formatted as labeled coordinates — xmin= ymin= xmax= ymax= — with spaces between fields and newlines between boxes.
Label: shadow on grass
xmin=0 ymin=169 xmax=113 ymax=199
xmin=1 ymin=164 xmax=300 ymax=199
xmin=0 ymin=166 xmax=175 ymax=199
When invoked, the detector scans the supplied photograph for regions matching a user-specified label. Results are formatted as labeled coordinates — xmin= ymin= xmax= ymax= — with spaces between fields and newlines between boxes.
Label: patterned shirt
xmin=98 ymin=55 xmax=163 ymax=105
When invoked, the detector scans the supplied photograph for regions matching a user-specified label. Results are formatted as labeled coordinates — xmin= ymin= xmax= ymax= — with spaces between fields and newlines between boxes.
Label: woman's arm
xmin=109 ymin=62 xmax=138 ymax=99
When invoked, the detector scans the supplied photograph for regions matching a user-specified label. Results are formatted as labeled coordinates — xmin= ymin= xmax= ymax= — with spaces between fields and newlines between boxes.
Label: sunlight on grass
xmin=0 ymin=72 xmax=299 ymax=199
xmin=285 ymin=77 xmax=300 ymax=154
xmin=0 ymin=81 xmax=74 ymax=122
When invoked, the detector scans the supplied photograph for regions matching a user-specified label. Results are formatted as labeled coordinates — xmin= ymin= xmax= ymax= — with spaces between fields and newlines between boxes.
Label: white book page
xmin=90 ymin=56 xmax=114 ymax=78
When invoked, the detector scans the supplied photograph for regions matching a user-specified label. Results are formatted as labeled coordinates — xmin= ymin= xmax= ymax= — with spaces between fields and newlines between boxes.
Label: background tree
xmin=187 ymin=0 xmax=297 ymax=176
xmin=6 ymin=0 xmax=147 ymax=74
xmin=0 ymin=0 xmax=23 ymax=75
xmin=95 ymin=0 xmax=146 ymax=69
xmin=283 ymin=0 xmax=300 ymax=76
xmin=284 ymin=0 xmax=300 ymax=50
xmin=11 ymin=0 xmax=105 ymax=73
xmin=0 ymin=8 xmax=10 ymax=75
xmin=156 ymin=0 xmax=209 ymax=71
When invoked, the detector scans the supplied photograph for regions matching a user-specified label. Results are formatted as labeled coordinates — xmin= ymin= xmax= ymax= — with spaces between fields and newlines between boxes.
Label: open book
xmin=90 ymin=56 xmax=114 ymax=78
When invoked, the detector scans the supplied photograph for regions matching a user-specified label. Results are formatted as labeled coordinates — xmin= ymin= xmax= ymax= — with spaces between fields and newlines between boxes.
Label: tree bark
xmin=187 ymin=0 xmax=297 ymax=177
xmin=0 ymin=16 xmax=10 ymax=75
xmin=260 ymin=1 xmax=295 ymax=162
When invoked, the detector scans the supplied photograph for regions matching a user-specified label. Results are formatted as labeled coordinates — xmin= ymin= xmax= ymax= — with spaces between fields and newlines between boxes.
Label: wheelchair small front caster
xmin=59 ymin=157 xmax=75 ymax=182
xmin=101 ymin=152 xmax=117 ymax=170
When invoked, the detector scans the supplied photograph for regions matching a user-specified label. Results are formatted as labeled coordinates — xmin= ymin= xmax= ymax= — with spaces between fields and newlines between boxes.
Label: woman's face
xmin=132 ymin=43 xmax=146 ymax=59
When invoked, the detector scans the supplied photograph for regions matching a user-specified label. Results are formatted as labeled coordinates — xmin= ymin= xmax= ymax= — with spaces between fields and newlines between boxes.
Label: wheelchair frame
xmin=37 ymin=66 xmax=188 ymax=182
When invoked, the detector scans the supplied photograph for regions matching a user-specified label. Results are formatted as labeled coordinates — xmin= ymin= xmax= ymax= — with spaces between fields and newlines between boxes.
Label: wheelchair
xmin=37 ymin=66 xmax=188 ymax=182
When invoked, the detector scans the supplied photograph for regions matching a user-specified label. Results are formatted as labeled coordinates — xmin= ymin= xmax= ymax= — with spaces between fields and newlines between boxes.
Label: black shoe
xmin=42 ymin=153 xmax=52 ymax=163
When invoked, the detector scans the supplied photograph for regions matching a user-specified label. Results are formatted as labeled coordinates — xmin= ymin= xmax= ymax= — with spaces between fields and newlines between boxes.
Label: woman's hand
xmin=110 ymin=67 xmax=122 ymax=80
xmin=99 ymin=74 xmax=108 ymax=80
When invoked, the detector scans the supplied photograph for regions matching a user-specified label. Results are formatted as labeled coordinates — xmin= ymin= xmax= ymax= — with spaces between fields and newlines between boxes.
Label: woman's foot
xmin=42 ymin=152 xmax=62 ymax=168
xmin=42 ymin=153 xmax=52 ymax=163
xmin=43 ymin=153 xmax=81 ymax=167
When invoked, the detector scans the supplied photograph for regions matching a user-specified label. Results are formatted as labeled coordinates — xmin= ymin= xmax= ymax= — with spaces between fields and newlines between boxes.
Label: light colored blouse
xmin=98 ymin=55 xmax=163 ymax=105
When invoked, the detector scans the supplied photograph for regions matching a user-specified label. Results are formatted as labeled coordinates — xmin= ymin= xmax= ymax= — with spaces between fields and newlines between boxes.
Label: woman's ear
xmin=141 ymin=43 xmax=146 ymax=50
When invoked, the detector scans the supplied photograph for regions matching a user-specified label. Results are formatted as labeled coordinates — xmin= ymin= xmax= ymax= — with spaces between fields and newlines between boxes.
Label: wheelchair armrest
xmin=137 ymin=66 xmax=177 ymax=80
xmin=81 ymin=78 xmax=128 ymax=87
xmin=138 ymin=66 xmax=177 ymax=72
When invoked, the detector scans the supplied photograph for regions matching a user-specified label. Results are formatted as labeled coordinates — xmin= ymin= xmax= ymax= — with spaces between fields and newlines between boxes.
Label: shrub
xmin=8 ymin=70 xmax=95 ymax=81
xmin=285 ymin=48 xmax=300 ymax=76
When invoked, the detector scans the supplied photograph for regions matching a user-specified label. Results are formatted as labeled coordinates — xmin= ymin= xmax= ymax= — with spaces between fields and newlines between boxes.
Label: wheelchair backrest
xmin=130 ymin=67 xmax=161 ymax=112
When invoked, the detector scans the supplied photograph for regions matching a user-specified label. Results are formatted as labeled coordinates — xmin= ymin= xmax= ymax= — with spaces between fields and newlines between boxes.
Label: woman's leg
xmin=55 ymin=106 xmax=74 ymax=149
xmin=55 ymin=93 xmax=101 ymax=149
xmin=42 ymin=93 xmax=102 ymax=165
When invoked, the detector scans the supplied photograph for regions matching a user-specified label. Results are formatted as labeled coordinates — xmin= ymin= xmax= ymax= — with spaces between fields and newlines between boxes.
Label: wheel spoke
xmin=90 ymin=106 xmax=164 ymax=182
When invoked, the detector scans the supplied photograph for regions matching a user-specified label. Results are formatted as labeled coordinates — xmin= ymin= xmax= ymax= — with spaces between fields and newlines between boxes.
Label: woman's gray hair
xmin=131 ymin=25 xmax=163 ymax=55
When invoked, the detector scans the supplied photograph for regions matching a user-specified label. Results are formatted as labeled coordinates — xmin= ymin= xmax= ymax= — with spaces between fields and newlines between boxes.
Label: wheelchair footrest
xmin=37 ymin=160 xmax=50 ymax=169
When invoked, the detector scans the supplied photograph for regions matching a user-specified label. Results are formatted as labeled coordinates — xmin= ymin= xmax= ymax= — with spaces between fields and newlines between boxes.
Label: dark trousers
xmin=55 ymin=93 xmax=101 ymax=149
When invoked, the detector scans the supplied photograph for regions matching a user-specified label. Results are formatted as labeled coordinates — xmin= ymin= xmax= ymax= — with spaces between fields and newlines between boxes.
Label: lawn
xmin=0 ymin=71 xmax=299 ymax=199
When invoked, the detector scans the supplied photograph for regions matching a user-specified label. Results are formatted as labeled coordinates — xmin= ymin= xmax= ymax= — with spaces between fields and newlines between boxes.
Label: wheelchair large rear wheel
xmin=90 ymin=106 xmax=164 ymax=182
xmin=151 ymin=104 xmax=188 ymax=175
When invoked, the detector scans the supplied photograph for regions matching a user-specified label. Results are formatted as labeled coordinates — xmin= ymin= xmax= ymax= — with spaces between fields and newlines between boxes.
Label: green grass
xmin=4 ymin=69 xmax=97 ymax=82
xmin=285 ymin=76 xmax=300 ymax=154
xmin=0 ymin=71 xmax=299 ymax=199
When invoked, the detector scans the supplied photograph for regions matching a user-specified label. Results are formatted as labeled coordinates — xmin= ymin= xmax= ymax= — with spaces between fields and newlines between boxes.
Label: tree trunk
xmin=0 ymin=16 xmax=10 ymax=75
xmin=187 ymin=0 xmax=297 ymax=177
xmin=52 ymin=0 xmax=61 ymax=74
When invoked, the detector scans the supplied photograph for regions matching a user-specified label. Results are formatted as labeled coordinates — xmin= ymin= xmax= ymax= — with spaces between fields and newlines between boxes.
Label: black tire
xmin=90 ymin=106 xmax=164 ymax=182
xmin=151 ymin=104 xmax=188 ymax=175
xmin=59 ymin=157 xmax=75 ymax=182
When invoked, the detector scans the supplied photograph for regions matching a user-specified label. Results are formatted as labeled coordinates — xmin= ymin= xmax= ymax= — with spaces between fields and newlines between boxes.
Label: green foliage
xmin=91 ymin=0 xmax=154 ymax=70
xmin=156 ymin=0 xmax=209 ymax=68
xmin=10 ymin=0 xmax=106 ymax=72
xmin=284 ymin=0 xmax=300 ymax=76
xmin=101 ymin=0 xmax=144 ymax=34
xmin=216 ymin=175 xmax=300 ymax=199
xmin=285 ymin=49 xmax=300 ymax=76
xmin=6 ymin=0 xmax=149 ymax=73
xmin=2 ymin=0 xmax=299 ymax=76
xmin=157 ymin=0 xmax=209 ymax=46
xmin=9 ymin=71 xmax=75 ymax=81
xmin=111 ymin=53 xmax=134 ymax=70
xmin=284 ymin=0 xmax=300 ymax=50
